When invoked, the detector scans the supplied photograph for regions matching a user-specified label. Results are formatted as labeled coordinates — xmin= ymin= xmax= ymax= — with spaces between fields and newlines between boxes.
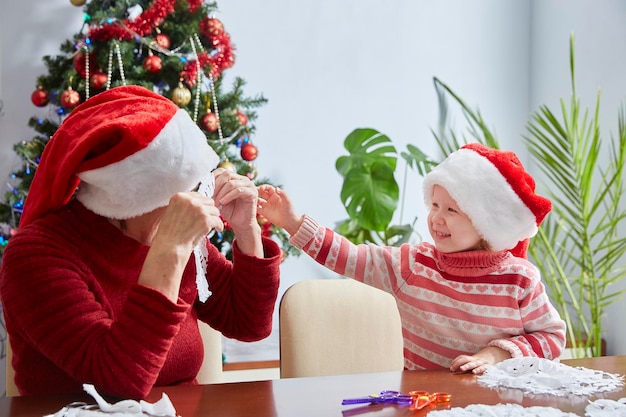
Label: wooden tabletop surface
xmin=2 ymin=356 xmax=625 ymax=416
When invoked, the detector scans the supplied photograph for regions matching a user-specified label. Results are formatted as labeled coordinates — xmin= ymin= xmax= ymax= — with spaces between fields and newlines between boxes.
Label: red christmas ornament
xmin=143 ymin=55 xmax=162 ymax=73
xmin=201 ymin=17 xmax=224 ymax=37
xmin=257 ymin=215 xmax=272 ymax=238
xmin=240 ymin=143 xmax=258 ymax=161
xmin=155 ymin=33 xmax=171 ymax=49
xmin=31 ymin=88 xmax=49 ymax=107
xmin=73 ymin=51 xmax=96 ymax=78
xmin=200 ymin=112 xmax=219 ymax=132
xmin=60 ymin=88 xmax=81 ymax=109
xmin=236 ymin=111 xmax=248 ymax=125
xmin=90 ymin=72 xmax=108 ymax=90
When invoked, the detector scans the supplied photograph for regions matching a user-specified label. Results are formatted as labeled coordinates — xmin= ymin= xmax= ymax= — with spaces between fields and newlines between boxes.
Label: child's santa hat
xmin=20 ymin=85 xmax=219 ymax=226
xmin=423 ymin=143 xmax=551 ymax=258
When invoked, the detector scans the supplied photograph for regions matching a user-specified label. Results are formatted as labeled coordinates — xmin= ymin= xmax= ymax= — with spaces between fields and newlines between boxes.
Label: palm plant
xmin=335 ymin=34 xmax=626 ymax=357
xmin=523 ymin=35 xmax=626 ymax=357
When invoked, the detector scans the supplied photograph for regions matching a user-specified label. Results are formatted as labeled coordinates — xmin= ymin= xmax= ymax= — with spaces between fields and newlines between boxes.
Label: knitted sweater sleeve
xmin=194 ymin=236 xmax=281 ymax=341
xmin=289 ymin=215 xmax=403 ymax=293
xmin=0 ymin=238 xmax=189 ymax=399
xmin=487 ymin=275 xmax=566 ymax=360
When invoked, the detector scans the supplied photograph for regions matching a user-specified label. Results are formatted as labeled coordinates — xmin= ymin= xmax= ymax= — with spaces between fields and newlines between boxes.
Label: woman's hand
xmin=212 ymin=168 xmax=263 ymax=257
xmin=155 ymin=192 xmax=223 ymax=250
xmin=140 ymin=192 xmax=223 ymax=302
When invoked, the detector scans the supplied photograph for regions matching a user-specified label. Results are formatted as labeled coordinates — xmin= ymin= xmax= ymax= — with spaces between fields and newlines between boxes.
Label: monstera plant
xmin=335 ymin=34 xmax=626 ymax=358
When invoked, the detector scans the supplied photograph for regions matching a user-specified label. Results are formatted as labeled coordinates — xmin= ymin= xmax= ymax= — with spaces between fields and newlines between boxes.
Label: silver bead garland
xmin=193 ymin=32 xmax=224 ymax=142
xmin=84 ymin=46 xmax=90 ymax=99
xmin=189 ymin=35 xmax=202 ymax=123
xmin=106 ymin=42 xmax=126 ymax=90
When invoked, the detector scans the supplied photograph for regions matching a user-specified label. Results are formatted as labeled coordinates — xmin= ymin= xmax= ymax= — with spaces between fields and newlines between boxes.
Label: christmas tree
xmin=0 ymin=0 xmax=297 ymax=260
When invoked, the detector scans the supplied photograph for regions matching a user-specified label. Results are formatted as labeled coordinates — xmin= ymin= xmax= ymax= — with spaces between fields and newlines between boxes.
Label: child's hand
xmin=449 ymin=346 xmax=511 ymax=375
xmin=257 ymin=185 xmax=302 ymax=235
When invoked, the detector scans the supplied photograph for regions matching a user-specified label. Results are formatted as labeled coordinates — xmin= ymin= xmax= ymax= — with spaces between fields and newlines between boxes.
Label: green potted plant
xmin=335 ymin=34 xmax=626 ymax=358
xmin=334 ymin=128 xmax=431 ymax=246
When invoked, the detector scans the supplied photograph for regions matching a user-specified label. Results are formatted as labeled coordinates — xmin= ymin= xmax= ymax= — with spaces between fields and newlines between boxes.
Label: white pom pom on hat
xmin=20 ymin=85 xmax=219 ymax=226
xmin=423 ymin=143 xmax=552 ymax=258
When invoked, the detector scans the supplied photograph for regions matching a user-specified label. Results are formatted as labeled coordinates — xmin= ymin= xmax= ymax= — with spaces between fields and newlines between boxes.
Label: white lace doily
xmin=478 ymin=357 xmax=624 ymax=397
xmin=428 ymin=403 xmax=578 ymax=417
xmin=426 ymin=398 xmax=626 ymax=417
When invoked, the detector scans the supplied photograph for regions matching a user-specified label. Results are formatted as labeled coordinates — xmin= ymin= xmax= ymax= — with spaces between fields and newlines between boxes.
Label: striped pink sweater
xmin=290 ymin=215 xmax=566 ymax=370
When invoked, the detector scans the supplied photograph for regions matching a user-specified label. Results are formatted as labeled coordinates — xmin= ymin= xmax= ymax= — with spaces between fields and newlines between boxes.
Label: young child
xmin=258 ymin=143 xmax=566 ymax=375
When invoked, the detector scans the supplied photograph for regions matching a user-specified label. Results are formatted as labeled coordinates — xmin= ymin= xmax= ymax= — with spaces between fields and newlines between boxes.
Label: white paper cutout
xmin=193 ymin=172 xmax=215 ymax=302
xmin=477 ymin=357 xmax=624 ymax=397
xmin=45 ymin=384 xmax=177 ymax=417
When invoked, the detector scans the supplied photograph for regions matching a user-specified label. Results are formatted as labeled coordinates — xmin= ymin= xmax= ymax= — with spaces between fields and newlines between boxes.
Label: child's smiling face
xmin=427 ymin=185 xmax=484 ymax=253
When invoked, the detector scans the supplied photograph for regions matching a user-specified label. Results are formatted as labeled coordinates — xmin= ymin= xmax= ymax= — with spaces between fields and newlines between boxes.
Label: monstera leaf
xmin=335 ymin=128 xmax=399 ymax=232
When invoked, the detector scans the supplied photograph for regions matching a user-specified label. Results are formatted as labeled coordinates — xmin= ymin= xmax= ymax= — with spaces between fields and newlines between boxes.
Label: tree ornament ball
xmin=218 ymin=160 xmax=236 ymax=172
xmin=247 ymin=166 xmax=258 ymax=180
xmin=201 ymin=112 xmax=219 ymax=132
xmin=60 ymin=88 xmax=81 ymax=109
xmin=236 ymin=111 xmax=248 ymax=125
xmin=73 ymin=51 xmax=96 ymax=77
xmin=143 ymin=55 xmax=162 ymax=73
xmin=241 ymin=143 xmax=258 ymax=161
xmin=172 ymin=84 xmax=192 ymax=106
xmin=31 ymin=88 xmax=49 ymax=107
xmin=155 ymin=33 xmax=171 ymax=49
xmin=206 ymin=18 xmax=225 ymax=37
xmin=90 ymin=72 xmax=108 ymax=90
xmin=70 ymin=0 xmax=86 ymax=7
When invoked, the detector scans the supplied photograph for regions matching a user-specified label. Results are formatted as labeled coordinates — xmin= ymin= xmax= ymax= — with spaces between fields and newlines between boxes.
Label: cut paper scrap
xmin=478 ymin=357 xmax=624 ymax=397
xmin=585 ymin=397 xmax=626 ymax=417
xmin=45 ymin=383 xmax=176 ymax=417
xmin=193 ymin=172 xmax=215 ymax=302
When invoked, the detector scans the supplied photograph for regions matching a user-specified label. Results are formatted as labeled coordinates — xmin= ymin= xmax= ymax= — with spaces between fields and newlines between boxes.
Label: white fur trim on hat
xmin=423 ymin=148 xmax=537 ymax=252
xmin=76 ymin=109 xmax=219 ymax=219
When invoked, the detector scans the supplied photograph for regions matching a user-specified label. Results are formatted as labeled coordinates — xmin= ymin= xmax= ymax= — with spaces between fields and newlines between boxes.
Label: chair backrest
xmin=279 ymin=278 xmax=404 ymax=378
xmin=5 ymin=335 xmax=18 ymax=397
xmin=196 ymin=320 xmax=224 ymax=384
xmin=4 ymin=320 xmax=223 ymax=397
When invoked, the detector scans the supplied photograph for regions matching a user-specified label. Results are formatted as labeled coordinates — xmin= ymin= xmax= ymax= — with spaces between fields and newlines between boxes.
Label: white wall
xmin=217 ymin=0 xmax=533 ymax=361
xmin=1 ymin=0 xmax=625 ymax=368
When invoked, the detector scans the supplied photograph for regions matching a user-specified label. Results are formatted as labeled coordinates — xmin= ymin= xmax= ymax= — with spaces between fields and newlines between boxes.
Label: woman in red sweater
xmin=258 ymin=143 xmax=565 ymax=375
xmin=0 ymin=86 xmax=281 ymax=398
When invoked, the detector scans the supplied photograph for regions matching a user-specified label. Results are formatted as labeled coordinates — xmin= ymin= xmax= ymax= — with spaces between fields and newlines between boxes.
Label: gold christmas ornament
xmin=218 ymin=161 xmax=236 ymax=172
xmin=70 ymin=0 xmax=87 ymax=6
xmin=171 ymin=83 xmax=191 ymax=107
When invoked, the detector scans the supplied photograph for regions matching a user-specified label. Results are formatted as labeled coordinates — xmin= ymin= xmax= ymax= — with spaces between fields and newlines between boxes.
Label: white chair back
xmin=279 ymin=278 xmax=404 ymax=378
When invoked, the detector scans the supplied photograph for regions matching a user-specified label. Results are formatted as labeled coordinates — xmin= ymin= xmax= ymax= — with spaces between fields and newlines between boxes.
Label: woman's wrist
xmin=231 ymin=222 xmax=264 ymax=257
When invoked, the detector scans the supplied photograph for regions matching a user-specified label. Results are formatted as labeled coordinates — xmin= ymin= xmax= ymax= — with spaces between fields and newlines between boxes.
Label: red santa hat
xmin=20 ymin=85 xmax=219 ymax=227
xmin=423 ymin=143 xmax=551 ymax=258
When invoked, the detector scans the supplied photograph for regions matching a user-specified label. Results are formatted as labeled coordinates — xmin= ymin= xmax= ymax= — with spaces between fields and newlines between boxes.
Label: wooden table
xmin=2 ymin=356 xmax=625 ymax=416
